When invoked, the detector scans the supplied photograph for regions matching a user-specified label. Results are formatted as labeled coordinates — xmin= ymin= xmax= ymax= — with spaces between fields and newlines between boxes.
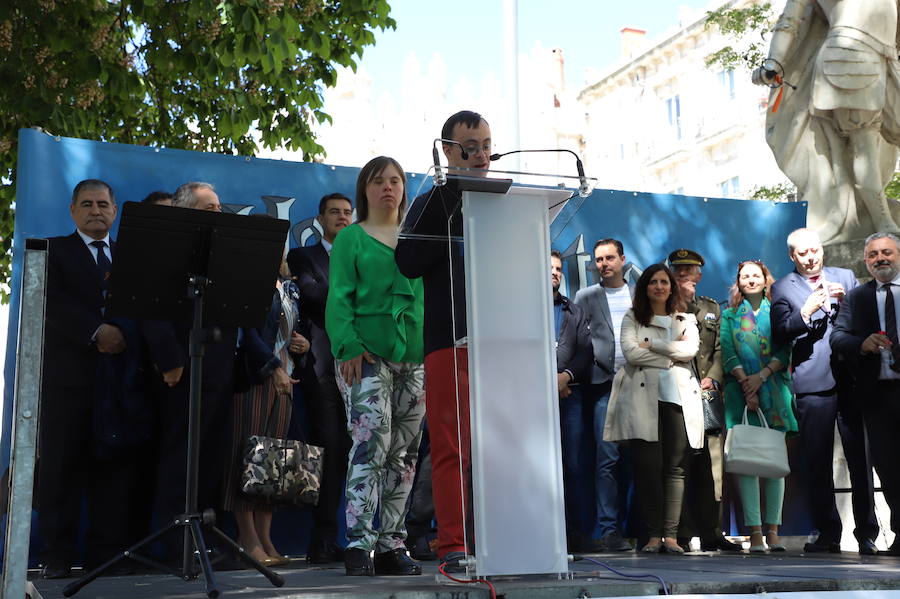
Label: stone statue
xmin=752 ymin=0 xmax=900 ymax=244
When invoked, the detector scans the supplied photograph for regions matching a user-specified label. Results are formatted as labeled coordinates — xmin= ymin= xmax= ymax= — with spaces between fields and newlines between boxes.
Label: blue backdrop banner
xmin=3 ymin=130 xmax=811 ymax=559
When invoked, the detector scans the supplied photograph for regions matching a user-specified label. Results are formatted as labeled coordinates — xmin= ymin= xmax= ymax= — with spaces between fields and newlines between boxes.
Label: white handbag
xmin=724 ymin=406 xmax=790 ymax=479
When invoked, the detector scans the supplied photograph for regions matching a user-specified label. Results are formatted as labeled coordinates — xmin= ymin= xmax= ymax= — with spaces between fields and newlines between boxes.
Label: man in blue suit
xmin=573 ymin=238 xmax=634 ymax=552
xmin=771 ymin=228 xmax=878 ymax=554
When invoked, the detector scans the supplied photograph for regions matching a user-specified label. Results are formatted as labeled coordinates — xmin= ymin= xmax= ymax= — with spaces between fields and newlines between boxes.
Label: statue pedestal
xmin=825 ymin=238 xmax=869 ymax=281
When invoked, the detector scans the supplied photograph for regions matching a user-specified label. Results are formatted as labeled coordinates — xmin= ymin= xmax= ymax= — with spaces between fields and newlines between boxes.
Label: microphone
xmin=490 ymin=148 xmax=592 ymax=197
xmin=431 ymin=139 xmax=470 ymax=186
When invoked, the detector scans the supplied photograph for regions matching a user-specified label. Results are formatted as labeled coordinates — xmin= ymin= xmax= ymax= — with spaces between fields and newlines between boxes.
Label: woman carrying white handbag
xmin=720 ymin=260 xmax=798 ymax=553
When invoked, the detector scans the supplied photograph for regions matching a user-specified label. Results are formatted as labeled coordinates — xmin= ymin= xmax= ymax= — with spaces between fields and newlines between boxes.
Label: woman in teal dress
xmin=720 ymin=260 xmax=798 ymax=553
xmin=325 ymin=156 xmax=425 ymax=577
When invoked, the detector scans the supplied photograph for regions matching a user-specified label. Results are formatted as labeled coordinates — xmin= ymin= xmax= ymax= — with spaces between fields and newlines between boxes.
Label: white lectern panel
xmin=463 ymin=185 xmax=570 ymax=576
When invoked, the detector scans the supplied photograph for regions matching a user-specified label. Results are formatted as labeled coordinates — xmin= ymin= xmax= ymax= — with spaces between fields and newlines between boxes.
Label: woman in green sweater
xmin=325 ymin=156 xmax=426 ymax=577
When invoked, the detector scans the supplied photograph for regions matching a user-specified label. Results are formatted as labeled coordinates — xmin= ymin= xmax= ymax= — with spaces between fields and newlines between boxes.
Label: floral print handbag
xmin=240 ymin=397 xmax=324 ymax=506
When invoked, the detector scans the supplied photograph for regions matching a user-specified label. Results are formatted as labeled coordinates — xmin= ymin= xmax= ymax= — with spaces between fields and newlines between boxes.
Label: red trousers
xmin=424 ymin=347 xmax=471 ymax=557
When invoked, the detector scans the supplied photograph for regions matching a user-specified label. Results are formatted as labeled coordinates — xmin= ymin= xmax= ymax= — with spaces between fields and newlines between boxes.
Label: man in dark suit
xmin=572 ymin=238 xmax=634 ymax=552
xmin=286 ymin=192 xmax=353 ymax=563
xmin=831 ymin=232 xmax=900 ymax=556
xmin=772 ymin=228 xmax=878 ymax=554
xmin=38 ymin=179 xmax=130 ymax=578
xmin=551 ymin=250 xmax=594 ymax=552
xmin=142 ymin=181 xmax=237 ymax=563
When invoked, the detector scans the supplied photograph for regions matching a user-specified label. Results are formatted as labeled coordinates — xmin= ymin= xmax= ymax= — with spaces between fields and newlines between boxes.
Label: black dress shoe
xmin=859 ymin=539 xmax=879 ymax=555
xmin=373 ymin=548 xmax=422 ymax=576
xmin=307 ymin=539 xmax=346 ymax=564
xmin=803 ymin=540 xmax=841 ymax=553
xmin=701 ymin=537 xmax=743 ymax=552
xmin=41 ymin=562 xmax=72 ymax=579
xmin=344 ymin=548 xmax=374 ymax=576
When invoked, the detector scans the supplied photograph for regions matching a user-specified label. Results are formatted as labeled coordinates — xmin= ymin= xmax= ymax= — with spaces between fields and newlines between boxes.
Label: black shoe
xmin=676 ymin=537 xmax=693 ymax=552
xmin=373 ymin=548 xmax=422 ymax=576
xmin=407 ymin=536 xmax=437 ymax=561
xmin=601 ymin=530 xmax=633 ymax=552
xmin=344 ymin=548 xmax=374 ymax=576
xmin=307 ymin=539 xmax=346 ymax=564
xmin=440 ymin=550 xmax=467 ymax=573
xmin=803 ymin=540 xmax=841 ymax=554
xmin=701 ymin=537 xmax=743 ymax=552
xmin=859 ymin=539 xmax=879 ymax=555
xmin=41 ymin=562 xmax=72 ymax=579
xmin=878 ymin=542 xmax=900 ymax=556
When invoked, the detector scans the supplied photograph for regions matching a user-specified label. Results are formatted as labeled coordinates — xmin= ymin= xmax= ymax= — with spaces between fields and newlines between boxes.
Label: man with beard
xmin=772 ymin=228 xmax=878 ymax=554
xmin=831 ymin=232 xmax=900 ymax=555
xmin=572 ymin=238 xmax=634 ymax=551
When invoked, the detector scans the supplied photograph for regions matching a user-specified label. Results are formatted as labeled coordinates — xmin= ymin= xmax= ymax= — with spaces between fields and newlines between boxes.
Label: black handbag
xmin=691 ymin=359 xmax=724 ymax=433
xmin=240 ymin=393 xmax=324 ymax=506
xmin=701 ymin=388 xmax=725 ymax=434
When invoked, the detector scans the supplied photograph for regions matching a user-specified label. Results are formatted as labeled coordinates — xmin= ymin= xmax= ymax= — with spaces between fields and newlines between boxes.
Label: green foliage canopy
xmin=704 ymin=2 xmax=774 ymax=72
xmin=0 ymin=0 xmax=395 ymax=300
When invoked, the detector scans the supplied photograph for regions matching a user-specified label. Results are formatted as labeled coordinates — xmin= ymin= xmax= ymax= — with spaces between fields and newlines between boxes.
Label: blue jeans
xmin=590 ymin=382 xmax=620 ymax=538
xmin=559 ymin=386 xmax=593 ymax=538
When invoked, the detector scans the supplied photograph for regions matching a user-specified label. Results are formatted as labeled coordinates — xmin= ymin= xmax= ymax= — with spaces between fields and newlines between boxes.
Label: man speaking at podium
xmin=395 ymin=110 xmax=491 ymax=570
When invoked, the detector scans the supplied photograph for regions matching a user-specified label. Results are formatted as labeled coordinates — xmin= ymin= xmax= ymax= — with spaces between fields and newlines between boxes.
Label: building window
xmin=719 ymin=176 xmax=740 ymax=197
xmin=718 ymin=69 xmax=736 ymax=99
xmin=665 ymin=95 xmax=681 ymax=140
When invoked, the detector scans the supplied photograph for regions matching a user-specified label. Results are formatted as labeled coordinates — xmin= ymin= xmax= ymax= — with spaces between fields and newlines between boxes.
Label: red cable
xmin=438 ymin=563 xmax=498 ymax=599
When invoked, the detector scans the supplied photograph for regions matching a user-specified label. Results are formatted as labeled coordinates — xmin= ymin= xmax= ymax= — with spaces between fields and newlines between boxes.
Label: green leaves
xmin=0 ymin=0 xmax=396 ymax=297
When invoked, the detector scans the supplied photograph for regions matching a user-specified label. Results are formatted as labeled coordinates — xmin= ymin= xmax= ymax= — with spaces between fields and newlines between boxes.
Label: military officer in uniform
xmin=668 ymin=249 xmax=741 ymax=552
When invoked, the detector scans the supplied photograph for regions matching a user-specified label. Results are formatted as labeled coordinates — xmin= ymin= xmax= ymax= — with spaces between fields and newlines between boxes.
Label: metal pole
xmin=503 ymin=0 xmax=521 ymax=172
xmin=2 ymin=239 xmax=49 ymax=599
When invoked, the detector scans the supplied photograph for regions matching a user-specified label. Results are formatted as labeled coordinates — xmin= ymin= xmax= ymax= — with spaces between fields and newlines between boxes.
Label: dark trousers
xmin=678 ymin=433 xmax=725 ymax=543
xmin=630 ymin=402 xmax=690 ymax=539
xmin=37 ymin=385 xmax=134 ymax=567
xmin=864 ymin=382 xmax=900 ymax=535
xmin=153 ymin=380 xmax=232 ymax=559
xmin=795 ymin=390 xmax=878 ymax=543
xmin=303 ymin=371 xmax=351 ymax=545
xmin=405 ymin=430 xmax=435 ymax=542
xmin=558 ymin=386 xmax=593 ymax=540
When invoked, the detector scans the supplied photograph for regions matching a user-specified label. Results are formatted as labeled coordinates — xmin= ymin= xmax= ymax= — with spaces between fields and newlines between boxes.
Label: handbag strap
xmin=260 ymin=391 xmax=288 ymax=438
xmin=741 ymin=405 xmax=770 ymax=429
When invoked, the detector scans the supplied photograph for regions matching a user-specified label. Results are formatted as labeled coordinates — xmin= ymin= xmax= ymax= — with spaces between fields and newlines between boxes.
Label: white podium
xmin=403 ymin=169 xmax=579 ymax=578
xmin=462 ymin=182 xmax=572 ymax=576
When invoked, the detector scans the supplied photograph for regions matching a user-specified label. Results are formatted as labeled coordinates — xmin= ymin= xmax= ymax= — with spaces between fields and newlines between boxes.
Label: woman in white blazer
xmin=604 ymin=263 xmax=704 ymax=554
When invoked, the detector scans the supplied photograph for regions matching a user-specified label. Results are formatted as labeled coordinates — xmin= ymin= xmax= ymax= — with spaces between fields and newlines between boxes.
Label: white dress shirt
xmin=76 ymin=229 xmax=112 ymax=264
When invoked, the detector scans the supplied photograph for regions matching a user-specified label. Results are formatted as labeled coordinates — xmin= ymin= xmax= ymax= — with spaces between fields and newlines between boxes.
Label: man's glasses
xmin=461 ymin=143 xmax=492 ymax=157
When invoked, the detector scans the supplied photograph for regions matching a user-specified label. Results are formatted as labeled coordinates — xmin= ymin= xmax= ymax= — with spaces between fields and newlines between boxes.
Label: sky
xmin=354 ymin=0 xmax=720 ymax=99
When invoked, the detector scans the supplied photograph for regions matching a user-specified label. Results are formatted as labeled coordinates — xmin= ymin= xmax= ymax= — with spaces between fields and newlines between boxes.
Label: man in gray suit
xmin=573 ymin=238 xmax=633 ymax=551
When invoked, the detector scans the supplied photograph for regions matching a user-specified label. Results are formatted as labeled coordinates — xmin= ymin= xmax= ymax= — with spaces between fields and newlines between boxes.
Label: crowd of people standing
xmin=32 ymin=109 xmax=900 ymax=583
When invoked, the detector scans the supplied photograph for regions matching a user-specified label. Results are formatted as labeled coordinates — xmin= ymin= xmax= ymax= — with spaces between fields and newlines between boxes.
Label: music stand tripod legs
xmin=63 ymin=276 xmax=285 ymax=598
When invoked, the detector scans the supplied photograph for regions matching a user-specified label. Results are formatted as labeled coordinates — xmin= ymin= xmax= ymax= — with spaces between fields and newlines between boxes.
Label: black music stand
xmin=64 ymin=203 xmax=289 ymax=598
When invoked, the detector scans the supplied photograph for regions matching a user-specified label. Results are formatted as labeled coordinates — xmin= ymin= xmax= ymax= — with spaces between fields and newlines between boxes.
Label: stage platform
xmin=27 ymin=548 xmax=900 ymax=599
